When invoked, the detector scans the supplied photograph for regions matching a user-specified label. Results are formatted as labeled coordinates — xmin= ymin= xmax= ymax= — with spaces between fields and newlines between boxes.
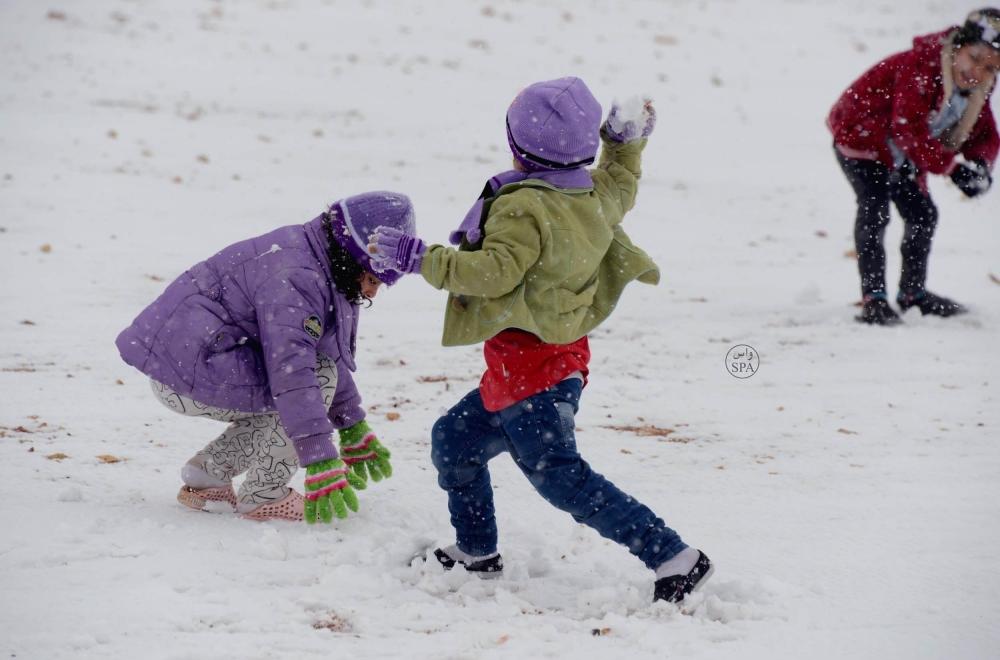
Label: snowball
xmin=608 ymin=95 xmax=653 ymax=136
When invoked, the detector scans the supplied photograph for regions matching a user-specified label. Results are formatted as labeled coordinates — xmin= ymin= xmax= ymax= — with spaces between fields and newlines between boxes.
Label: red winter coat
xmin=828 ymin=29 xmax=999 ymax=187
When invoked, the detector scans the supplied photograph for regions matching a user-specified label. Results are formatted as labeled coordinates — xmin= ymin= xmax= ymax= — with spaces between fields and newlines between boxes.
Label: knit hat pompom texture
xmin=964 ymin=8 xmax=1000 ymax=51
xmin=328 ymin=191 xmax=414 ymax=286
xmin=506 ymin=77 xmax=602 ymax=172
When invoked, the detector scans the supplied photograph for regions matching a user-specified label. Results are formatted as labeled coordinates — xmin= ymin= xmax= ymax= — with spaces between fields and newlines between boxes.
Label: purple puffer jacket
xmin=116 ymin=213 xmax=366 ymax=466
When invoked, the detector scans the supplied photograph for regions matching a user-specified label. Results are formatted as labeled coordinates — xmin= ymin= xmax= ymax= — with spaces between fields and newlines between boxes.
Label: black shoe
xmin=410 ymin=547 xmax=504 ymax=577
xmin=855 ymin=294 xmax=902 ymax=326
xmin=897 ymin=290 xmax=967 ymax=317
xmin=653 ymin=551 xmax=714 ymax=604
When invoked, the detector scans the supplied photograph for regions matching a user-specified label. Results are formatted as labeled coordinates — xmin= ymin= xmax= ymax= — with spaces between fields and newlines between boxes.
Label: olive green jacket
xmin=421 ymin=127 xmax=659 ymax=347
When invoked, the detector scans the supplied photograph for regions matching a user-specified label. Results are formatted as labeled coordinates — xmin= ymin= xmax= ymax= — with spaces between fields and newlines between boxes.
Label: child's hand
xmin=605 ymin=96 xmax=656 ymax=143
xmin=950 ymin=159 xmax=992 ymax=198
xmin=339 ymin=420 xmax=393 ymax=485
xmin=303 ymin=458 xmax=360 ymax=523
xmin=368 ymin=226 xmax=427 ymax=274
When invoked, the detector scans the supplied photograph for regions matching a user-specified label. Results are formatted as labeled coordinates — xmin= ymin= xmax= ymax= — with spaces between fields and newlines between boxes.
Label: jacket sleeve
xmin=420 ymin=198 xmax=542 ymax=297
xmin=889 ymin=52 xmax=958 ymax=175
xmin=328 ymin=360 xmax=366 ymax=429
xmin=591 ymin=126 xmax=646 ymax=220
xmin=253 ymin=269 xmax=338 ymax=466
xmin=960 ymin=102 xmax=999 ymax=169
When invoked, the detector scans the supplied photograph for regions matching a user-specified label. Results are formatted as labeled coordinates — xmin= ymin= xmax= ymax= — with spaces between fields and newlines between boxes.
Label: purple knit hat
xmin=327 ymin=191 xmax=414 ymax=286
xmin=506 ymin=77 xmax=602 ymax=172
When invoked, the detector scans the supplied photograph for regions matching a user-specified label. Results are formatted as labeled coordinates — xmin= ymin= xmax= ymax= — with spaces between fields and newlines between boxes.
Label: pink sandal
xmin=177 ymin=484 xmax=237 ymax=511
xmin=241 ymin=490 xmax=305 ymax=522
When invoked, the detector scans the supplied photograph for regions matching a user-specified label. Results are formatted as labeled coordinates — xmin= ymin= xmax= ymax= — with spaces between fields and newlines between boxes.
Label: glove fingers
xmin=330 ymin=492 xmax=349 ymax=519
xmin=368 ymin=463 xmax=384 ymax=483
xmin=342 ymin=486 xmax=360 ymax=513
xmin=375 ymin=456 xmax=393 ymax=479
xmin=304 ymin=498 xmax=317 ymax=525
xmin=369 ymin=258 xmax=391 ymax=274
xmin=346 ymin=468 xmax=367 ymax=491
xmin=642 ymin=108 xmax=657 ymax=138
xmin=371 ymin=440 xmax=392 ymax=478
xmin=352 ymin=460 xmax=370 ymax=482
xmin=373 ymin=440 xmax=392 ymax=460
xmin=368 ymin=229 xmax=391 ymax=258
xmin=318 ymin=496 xmax=333 ymax=524
xmin=613 ymin=119 xmax=636 ymax=142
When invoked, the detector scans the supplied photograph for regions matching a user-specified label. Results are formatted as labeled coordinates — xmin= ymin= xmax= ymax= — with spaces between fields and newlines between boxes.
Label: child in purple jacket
xmin=116 ymin=192 xmax=411 ymax=523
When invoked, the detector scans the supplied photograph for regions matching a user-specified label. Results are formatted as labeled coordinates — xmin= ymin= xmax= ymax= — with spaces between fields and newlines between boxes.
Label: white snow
xmin=57 ymin=486 xmax=84 ymax=503
xmin=2 ymin=0 xmax=999 ymax=659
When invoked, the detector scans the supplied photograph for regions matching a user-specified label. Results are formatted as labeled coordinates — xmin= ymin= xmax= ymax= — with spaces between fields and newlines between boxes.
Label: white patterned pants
xmin=151 ymin=354 xmax=338 ymax=507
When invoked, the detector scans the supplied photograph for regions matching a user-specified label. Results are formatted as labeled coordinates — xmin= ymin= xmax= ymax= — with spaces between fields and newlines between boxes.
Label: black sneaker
xmin=855 ymin=294 xmax=902 ymax=326
xmin=897 ymin=290 xmax=967 ymax=317
xmin=653 ymin=551 xmax=714 ymax=604
xmin=411 ymin=547 xmax=504 ymax=577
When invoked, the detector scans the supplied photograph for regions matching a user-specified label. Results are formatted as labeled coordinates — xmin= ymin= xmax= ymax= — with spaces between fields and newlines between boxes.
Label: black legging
xmin=835 ymin=149 xmax=939 ymax=297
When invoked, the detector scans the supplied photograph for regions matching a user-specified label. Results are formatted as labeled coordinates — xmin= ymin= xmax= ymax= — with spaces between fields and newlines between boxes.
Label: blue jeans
xmin=431 ymin=379 xmax=687 ymax=570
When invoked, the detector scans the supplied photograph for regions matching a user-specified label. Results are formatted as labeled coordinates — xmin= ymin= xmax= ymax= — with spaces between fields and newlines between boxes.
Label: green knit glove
xmin=338 ymin=420 xmax=393 ymax=485
xmin=303 ymin=458 xmax=359 ymax=524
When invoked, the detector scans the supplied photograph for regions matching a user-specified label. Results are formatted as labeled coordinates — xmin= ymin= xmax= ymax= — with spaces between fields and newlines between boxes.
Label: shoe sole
xmin=917 ymin=309 xmax=968 ymax=318
xmin=177 ymin=490 xmax=207 ymax=510
xmin=854 ymin=315 xmax=902 ymax=326
xmin=467 ymin=569 xmax=503 ymax=580
xmin=176 ymin=485 xmax=237 ymax=512
xmin=241 ymin=491 xmax=304 ymax=522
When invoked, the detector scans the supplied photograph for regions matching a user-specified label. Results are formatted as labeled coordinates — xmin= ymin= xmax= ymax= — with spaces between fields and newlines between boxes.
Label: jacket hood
xmin=912 ymin=28 xmax=955 ymax=55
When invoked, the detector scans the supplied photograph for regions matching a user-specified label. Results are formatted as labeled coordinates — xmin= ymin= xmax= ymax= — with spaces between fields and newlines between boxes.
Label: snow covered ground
xmin=2 ymin=0 xmax=999 ymax=658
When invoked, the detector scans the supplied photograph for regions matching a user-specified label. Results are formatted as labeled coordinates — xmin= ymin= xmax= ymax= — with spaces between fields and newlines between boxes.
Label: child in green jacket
xmin=369 ymin=77 xmax=712 ymax=604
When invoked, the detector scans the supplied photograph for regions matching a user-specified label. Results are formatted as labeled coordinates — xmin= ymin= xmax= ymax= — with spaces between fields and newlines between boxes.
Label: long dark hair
xmin=321 ymin=212 xmax=369 ymax=306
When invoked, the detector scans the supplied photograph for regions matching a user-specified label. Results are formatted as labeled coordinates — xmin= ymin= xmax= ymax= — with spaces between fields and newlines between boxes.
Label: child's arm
xmin=960 ymin=103 xmax=999 ymax=170
xmin=591 ymin=98 xmax=655 ymax=223
xmin=420 ymin=200 xmax=542 ymax=296
xmin=328 ymin=359 xmax=393 ymax=485
xmin=592 ymin=127 xmax=646 ymax=219
xmin=253 ymin=270 xmax=365 ymax=524
xmin=888 ymin=52 xmax=959 ymax=176
xmin=253 ymin=269 xmax=338 ymax=466
xmin=327 ymin=360 xmax=366 ymax=429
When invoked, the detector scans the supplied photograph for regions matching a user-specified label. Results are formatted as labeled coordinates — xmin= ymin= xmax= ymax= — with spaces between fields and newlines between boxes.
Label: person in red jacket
xmin=828 ymin=8 xmax=1000 ymax=325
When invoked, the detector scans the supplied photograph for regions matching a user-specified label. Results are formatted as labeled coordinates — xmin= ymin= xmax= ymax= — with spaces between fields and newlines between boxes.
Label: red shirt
xmin=479 ymin=329 xmax=590 ymax=412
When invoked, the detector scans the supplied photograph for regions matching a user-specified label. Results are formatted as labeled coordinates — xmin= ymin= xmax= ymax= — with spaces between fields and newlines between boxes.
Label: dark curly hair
xmin=321 ymin=212 xmax=369 ymax=307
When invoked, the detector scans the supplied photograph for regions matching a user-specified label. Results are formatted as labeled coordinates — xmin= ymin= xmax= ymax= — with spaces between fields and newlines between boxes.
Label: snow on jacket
xmin=827 ymin=28 xmax=999 ymax=188
xmin=116 ymin=213 xmax=365 ymax=466
xmin=420 ymin=127 xmax=659 ymax=347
